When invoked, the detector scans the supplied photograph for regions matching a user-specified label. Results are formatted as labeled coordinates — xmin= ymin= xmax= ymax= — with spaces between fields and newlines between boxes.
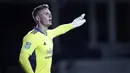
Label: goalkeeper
xmin=19 ymin=4 xmax=86 ymax=73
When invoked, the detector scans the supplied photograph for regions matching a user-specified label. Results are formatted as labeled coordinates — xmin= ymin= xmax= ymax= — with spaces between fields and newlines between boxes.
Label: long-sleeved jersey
xmin=19 ymin=24 xmax=73 ymax=73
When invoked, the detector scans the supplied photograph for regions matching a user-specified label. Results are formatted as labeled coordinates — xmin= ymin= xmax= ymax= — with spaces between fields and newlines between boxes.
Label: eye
xmin=46 ymin=13 xmax=49 ymax=15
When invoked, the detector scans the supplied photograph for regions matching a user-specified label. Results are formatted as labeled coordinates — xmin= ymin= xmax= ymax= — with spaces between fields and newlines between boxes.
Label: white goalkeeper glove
xmin=71 ymin=13 xmax=86 ymax=28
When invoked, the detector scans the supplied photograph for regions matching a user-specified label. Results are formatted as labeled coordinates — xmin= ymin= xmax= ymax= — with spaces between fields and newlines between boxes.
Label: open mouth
xmin=49 ymin=19 xmax=52 ymax=22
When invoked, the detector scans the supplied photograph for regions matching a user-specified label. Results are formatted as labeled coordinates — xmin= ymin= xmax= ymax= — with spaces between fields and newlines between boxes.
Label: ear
xmin=35 ymin=16 xmax=40 ymax=22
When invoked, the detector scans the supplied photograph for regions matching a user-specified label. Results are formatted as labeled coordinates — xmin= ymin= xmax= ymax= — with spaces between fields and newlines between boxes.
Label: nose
xmin=49 ymin=14 xmax=52 ymax=18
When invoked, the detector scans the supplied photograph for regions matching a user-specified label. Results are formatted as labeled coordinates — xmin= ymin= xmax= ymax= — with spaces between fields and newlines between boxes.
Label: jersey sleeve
xmin=51 ymin=23 xmax=73 ymax=38
xmin=19 ymin=34 xmax=40 ymax=73
xmin=21 ymin=35 xmax=39 ymax=55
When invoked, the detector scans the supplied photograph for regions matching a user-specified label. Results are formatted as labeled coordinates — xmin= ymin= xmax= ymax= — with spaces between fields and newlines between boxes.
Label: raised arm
xmin=51 ymin=13 xmax=86 ymax=38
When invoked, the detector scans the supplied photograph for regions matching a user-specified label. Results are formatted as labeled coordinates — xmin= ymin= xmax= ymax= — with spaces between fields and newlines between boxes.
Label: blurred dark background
xmin=0 ymin=0 xmax=130 ymax=73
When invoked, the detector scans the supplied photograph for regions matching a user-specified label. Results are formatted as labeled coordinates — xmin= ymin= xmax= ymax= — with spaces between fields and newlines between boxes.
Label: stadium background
xmin=1 ymin=0 xmax=130 ymax=73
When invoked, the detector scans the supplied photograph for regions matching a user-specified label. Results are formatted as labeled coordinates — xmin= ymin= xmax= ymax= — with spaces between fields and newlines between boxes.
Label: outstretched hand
xmin=71 ymin=13 xmax=86 ymax=28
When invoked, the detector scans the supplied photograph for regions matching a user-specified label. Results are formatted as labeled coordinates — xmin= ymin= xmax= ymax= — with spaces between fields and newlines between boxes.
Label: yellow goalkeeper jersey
xmin=19 ymin=24 xmax=73 ymax=73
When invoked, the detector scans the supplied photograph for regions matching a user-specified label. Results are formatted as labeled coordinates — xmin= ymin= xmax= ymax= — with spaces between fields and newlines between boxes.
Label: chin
xmin=47 ymin=23 xmax=52 ymax=27
xmin=49 ymin=23 xmax=52 ymax=26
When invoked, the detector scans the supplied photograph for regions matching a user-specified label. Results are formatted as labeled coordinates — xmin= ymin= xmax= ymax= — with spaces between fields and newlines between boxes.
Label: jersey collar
xmin=34 ymin=27 xmax=47 ymax=36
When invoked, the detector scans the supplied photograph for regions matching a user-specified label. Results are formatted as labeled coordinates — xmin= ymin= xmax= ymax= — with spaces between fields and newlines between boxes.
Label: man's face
xmin=37 ymin=8 xmax=52 ymax=26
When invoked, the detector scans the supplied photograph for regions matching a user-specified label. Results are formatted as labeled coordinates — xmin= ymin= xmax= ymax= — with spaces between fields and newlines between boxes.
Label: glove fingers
xmin=81 ymin=13 xmax=85 ymax=18
xmin=82 ymin=19 xmax=86 ymax=24
xmin=79 ymin=13 xmax=85 ymax=19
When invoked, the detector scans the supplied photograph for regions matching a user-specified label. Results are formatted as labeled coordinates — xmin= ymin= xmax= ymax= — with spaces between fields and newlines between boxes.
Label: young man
xmin=19 ymin=4 xmax=86 ymax=73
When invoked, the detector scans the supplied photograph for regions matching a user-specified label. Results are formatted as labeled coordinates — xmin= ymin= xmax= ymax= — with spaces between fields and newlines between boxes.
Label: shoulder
xmin=47 ymin=29 xmax=53 ymax=35
xmin=23 ymin=29 xmax=41 ymax=42
xmin=47 ymin=29 xmax=52 ymax=33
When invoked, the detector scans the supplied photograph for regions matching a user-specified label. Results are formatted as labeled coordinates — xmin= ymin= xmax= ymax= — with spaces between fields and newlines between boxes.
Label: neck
xmin=37 ymin=23 xmax=48 ymax=35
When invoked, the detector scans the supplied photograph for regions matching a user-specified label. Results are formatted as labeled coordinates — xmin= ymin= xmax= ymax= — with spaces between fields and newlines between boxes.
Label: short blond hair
xmin=32 ymin=4 xmax=49 ymax=20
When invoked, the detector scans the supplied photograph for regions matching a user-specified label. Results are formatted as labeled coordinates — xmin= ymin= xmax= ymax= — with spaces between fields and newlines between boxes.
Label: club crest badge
xmin=25 ymin=42 xmax=32 ymax=49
